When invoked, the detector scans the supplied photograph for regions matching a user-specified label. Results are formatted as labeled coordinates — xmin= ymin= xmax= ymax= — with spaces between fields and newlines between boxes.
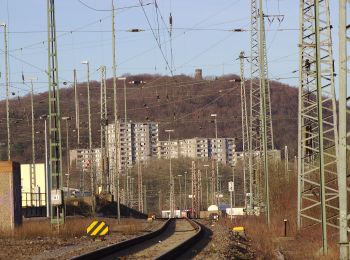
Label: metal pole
xmin=338 ymin=1 xmax=350 ymax=258
xmin=126 ymin=168 xmax=129 ymax=206
xmin=249 ymin=0 xmax=260 ymax=214
xmin=124 ymin=79 xmax=127 ymax=121
xmin=297 ymin=0 xmax=303 ymax=230
xmin=30 ymin=80 xmax=36 ymax=197
xmin=258 ymin=0 xmax=270 ymax=226
xmin=87 ymin=63 xmax=93 ymax=196
xmin=143 ymin=185 xmax=147 ymax=214
xmin=47 ymin=0 xmax=64 ymax=225
xmin=43 ymin=117 xmax=50 ymax=217
xmin=184 ymin=171 xmax=187 ymax=209
xmin=158 ymin=190 xmax=161 ymax=213
xmin=284 ymin=145 xmax=289 ymax=182
xmin=178 ymin=176 xmax=182 ymax=210
xmin=165 ymin=130 xmax=174 ymax=217
xmin=1 ymin=23 xmax=10 ymax=160
xmin=111 ymin=0 xmax=120 ymax=223
xmin=130 ymin=178 xmax=133 ymax=208
xmin=169 ymin=132 xmax=173 ymax=217
xmin=215 ymin=117 xmax=219 ymax=206
xmin=211 ymin=114 xmax=220 ymax=206
xmin=230 ymin=191 xmax=233 ymax=222
xmin=314 ymin=0 xmax=328 ymax=253
xmin=99 ymin=66 xmax=108 ymax=193
xmin=73 ymin=69 xmax=80 ymax=146
xmin=64 ymin=119 xmax=70 ymax=198
xmin=232 ymin=166 xmax=236 ymax=207
xmin=205 ymin=166 xmax=209 ymax=208
xmin=239 ymin=52 xmax=250 ymax=211
xmin=82 ymin=60 xmax=94 ymax=210
xmin=121 ymin=78 xmax=128 ymax=200
xmin=211 ymin=159 xmax=215 ymax=205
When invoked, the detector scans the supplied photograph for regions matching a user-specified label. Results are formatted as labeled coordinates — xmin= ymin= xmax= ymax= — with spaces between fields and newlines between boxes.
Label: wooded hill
xmin=0 ymin=74 xmax=298 ymax=163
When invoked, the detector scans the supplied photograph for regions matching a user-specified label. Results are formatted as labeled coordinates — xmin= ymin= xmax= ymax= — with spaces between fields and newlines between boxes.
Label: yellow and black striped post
xmin=87 ymin=220 xmax=109 ymax=238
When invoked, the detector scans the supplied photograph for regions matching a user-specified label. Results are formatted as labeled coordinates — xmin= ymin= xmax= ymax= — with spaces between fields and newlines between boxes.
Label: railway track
xmin=72 ymin=218 xmax=203 ymax=260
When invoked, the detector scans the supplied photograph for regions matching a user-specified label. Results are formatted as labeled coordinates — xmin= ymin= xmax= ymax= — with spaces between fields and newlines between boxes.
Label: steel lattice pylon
xmin=198 ymin=169 xmax=202 ymax=212
xmin=137 ymin=161 xmax=144 ymax=213
xmin=99 ymin=66 xmax=109 ymax=193
xmin=191 ymin=161 xmax=200 ymax=218
xmin=47 ymin=0 xmax=64 ymax=225
xmin=1 ymin=24 xmax=10 ymax=160
xmin=297 ymin=0 xmax=339 ymax=254
xmin=170 ymin=175 xmax=175 ymax=217
xmin=249 ymin=0 xmax=274 ymax=219
xmin=249 ymin=0 xmax=262 ymax=212
xmin=210 ymin=159 xmax=216 ymax=205
xmin=239 ymin=51 xmax=251 ymax=211
xmin=261 ymin=19 xmax=274 ymax=151
xmin=30 ymin=80 xmax=37 ymax=204
xmin=338 ymin=0 xmax=350 ymax=259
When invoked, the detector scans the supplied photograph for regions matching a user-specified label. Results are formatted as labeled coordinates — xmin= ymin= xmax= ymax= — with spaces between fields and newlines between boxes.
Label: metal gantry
xmin=297 ymin=0 xmax=339 ymax=255
xmin=239 ymin=51 xmax=251 ymax=211
xmin=47 ymin=0 xmax=64 ymax=225
xmin=338 ymin=0 xmax=350 ymax=259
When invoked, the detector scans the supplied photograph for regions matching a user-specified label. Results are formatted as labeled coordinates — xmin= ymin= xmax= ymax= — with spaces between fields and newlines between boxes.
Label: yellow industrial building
xmin=20 ymin=163 xmax=46 ymax=207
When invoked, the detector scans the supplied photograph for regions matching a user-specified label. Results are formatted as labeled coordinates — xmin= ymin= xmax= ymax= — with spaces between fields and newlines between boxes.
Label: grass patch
xmin=0 ymin=218 xmax=146 ymax=239
xmin=221 ymin=161 xmax=341 ymax=259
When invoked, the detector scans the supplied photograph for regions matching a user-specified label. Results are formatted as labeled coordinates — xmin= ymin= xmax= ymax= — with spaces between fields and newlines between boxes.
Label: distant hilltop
xmin=0 ymin=74 xmax=298 ymax=163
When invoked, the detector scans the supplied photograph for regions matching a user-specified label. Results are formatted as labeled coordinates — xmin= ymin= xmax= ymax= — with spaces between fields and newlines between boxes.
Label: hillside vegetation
xmin=0 ymin=74 xmax=298 ymax=163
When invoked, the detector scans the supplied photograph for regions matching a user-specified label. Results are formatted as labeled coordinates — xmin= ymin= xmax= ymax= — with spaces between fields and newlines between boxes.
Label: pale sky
xmin=0 ymin=0 xmax=341 ymax=99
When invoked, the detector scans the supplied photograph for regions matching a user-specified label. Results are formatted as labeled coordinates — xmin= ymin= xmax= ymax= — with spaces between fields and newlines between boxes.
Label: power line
xmin=77 ymin=0 xmax=152 ymax=12
xmin=9 ymin=15 xmax=111 ymax=53
xmin=138 ymin=0 xmax=174 ymax=76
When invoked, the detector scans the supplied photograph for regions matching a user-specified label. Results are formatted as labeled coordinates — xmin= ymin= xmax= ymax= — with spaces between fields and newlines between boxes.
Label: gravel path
xmin=195 ymin=219 xmax=255 ymax=260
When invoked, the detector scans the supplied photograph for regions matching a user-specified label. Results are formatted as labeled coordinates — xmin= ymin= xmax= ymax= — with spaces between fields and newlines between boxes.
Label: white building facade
xmin=107 ymin=120 xmax=159 ymax=172
xmin=157 ymin=137 xmax=236 ymax=165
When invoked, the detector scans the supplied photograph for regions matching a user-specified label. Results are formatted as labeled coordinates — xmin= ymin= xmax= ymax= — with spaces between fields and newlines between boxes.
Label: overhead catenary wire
xmin=138 ymin=0 xmax=174 ymax=76
xmin=77 ymin=0 xmax=152 ymax=12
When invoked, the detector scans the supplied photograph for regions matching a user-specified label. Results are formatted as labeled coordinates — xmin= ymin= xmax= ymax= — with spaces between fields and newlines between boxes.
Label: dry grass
xmin=0 ymin=218 xmax=91 ymax=239
xmin=221 ymin=162 xmax=340 ymax=259
xmin=223 ymin=217 xmax=338 ymax=259
xmin=0 ymin=218 xmax=146 ymax=239
xmin=109 ymin=218 xmax=146 ymax=235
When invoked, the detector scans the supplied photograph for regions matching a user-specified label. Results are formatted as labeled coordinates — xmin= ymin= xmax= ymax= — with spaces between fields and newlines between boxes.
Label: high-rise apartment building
xmin=133 ymin=122 xmax=159 ymax=162
xmin=157 ymin=137 xmax=236 ymax=165
xmin=107 ymin=120 xmax=159 ymax=172
xmin=157 ymin=140 xmax=179 ymax=159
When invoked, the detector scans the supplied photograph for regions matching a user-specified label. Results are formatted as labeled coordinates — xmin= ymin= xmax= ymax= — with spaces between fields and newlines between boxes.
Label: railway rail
xmin=72 ymin=218 xmax=203 ymax=260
